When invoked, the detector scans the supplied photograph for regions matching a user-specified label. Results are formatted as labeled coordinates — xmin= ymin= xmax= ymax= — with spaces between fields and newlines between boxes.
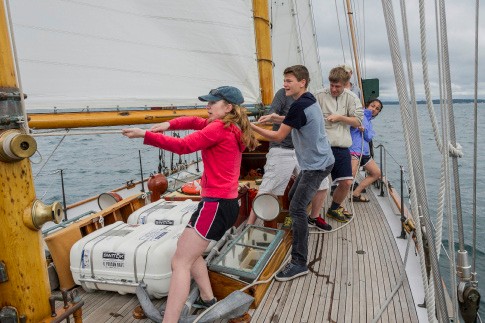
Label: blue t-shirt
xmin=283 ymin=92 xmax=334 ymax=170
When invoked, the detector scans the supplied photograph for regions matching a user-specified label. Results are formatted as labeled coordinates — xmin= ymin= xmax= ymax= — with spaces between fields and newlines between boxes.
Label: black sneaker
xmin=275 ymin=262 xmax=308 ymax=282
xmin=352 ymin=182 xmax=358 ymax=191
xmin=326 ymin=208 xmax=349 ymax=223
xmin=193 ymin=296 xmax=217 ymax=309
xmin=308 ymin=216 xmax=332 ymax=231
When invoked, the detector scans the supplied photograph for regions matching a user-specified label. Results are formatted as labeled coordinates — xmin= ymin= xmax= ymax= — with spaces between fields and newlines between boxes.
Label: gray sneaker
xmin=275 ymin=262 xmax=308 ymax=282
xmin=192 ymin=296 xmax=217 ymax=309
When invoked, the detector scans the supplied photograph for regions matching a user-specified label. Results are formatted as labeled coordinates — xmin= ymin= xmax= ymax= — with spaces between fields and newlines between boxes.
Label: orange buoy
xmin=147 ymin=173 xmax=168 ymax=202
xmin=181 ymin=179 xmax=201 ymax=195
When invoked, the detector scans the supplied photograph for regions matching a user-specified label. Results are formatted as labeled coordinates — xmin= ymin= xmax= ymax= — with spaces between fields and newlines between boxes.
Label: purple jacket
xmin=349 ymin=109 xmax=374 ymax=156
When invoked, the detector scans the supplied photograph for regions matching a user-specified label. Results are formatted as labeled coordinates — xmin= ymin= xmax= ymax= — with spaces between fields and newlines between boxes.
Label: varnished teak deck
xmin=60 ymin=185 xmax=420 ymax=322
xmin=251 ymin=186 xmax=419 ymax=323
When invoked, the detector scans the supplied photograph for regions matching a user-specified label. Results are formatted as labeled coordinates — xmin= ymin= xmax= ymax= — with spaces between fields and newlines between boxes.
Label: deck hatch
xmin=208 ymin=225 xmax=284 ymax=281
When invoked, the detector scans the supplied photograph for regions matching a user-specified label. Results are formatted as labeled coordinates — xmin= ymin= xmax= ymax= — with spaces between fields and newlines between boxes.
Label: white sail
xmin=270 ymin=0 xmax=323 ymax=92
xmin=10 ymin=0 xmax=260 ymax=110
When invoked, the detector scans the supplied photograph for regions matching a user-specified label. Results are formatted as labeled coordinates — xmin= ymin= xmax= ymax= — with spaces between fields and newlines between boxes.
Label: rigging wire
xmin=290 ymin=0 xmax=305 ymax=65
xmin=342 ymin=0 xmax=354 ymax=67
xmin=33 ymin=133 xmax=67 ymax=179
xmin=362 ymin=0 xmax=367 ymax=78
xmin=437 ymin=0 xmax=466 ymax=253
xmin=358 ymin=0 xmax=366 ymax=79
xmin=343 ymin=0 xmax=364 ymax=100
xmin=38 ymin=170 xmax=61 ymax=200
xmin=362 ymin=0 xmax=366 ymax=77
xmin=398 ymin=2 xmax=455 ymax=318
xmin=431 ymin=0 xmax=460 ymax=318
xmin=380 ymin=0 xmax=439 ymax=321
xmin=351 ymin=0 xmax=363 ymax=78
xmin=401 ymin=0 xmax=457 ymax=320
xmin=401 ymin=0 xmax=446 ymax=317
xmin=416 ymin=0 xmax=448 ymax=289
xmin=334 ymin=0 xmax=347 ymax=62
xmin=472 ymin=0 xmax=479 ymax=282
xmin=4 ymin=0 xmax=29 ymax=133
xmin=309 ymin=0 xmax=324 ymax=88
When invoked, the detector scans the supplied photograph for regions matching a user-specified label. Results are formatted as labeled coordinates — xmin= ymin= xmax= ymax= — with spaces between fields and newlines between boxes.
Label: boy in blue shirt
xmin=251 ymin=65 xmax=334 ymax=281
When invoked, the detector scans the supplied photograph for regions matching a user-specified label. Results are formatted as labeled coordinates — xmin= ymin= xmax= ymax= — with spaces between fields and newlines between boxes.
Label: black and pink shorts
xmin=351 ymin=153 xmax=372 ymax=167
xmin=188 ymin=197 xmax=239 ymax=241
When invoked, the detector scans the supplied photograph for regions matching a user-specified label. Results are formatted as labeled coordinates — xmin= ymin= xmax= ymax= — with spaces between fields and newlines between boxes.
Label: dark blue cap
xmin=198 ymin=86 xmax=244 ymax=105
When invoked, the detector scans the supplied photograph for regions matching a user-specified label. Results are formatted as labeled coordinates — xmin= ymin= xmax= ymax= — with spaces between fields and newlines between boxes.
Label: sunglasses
xmin=209 ymin=88 xmax=230 ymax=103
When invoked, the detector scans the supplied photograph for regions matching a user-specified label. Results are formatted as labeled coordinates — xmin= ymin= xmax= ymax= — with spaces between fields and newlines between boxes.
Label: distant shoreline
xmin=381 ymin=99 xmax=485 ymax=105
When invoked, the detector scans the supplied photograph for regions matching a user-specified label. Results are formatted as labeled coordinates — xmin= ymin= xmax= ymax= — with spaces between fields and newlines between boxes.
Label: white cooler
xmin=127 ymin=199 xmax=198 ymax=226
xmin=70 ymin=221 xmax=184 ymax=298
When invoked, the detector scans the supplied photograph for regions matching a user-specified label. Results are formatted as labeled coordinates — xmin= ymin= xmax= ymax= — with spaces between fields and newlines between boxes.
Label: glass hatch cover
xmin=208 ymin=225 xmax=284 ymax=281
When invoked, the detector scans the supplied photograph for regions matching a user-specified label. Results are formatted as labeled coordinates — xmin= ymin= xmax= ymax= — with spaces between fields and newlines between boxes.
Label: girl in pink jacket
xmin=122 ymin=86 xmax=258 ymax=323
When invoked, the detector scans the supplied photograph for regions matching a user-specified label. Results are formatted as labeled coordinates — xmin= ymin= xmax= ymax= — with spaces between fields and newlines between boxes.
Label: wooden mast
xmin=0 ymin=2 xmax=52 ymax=321
xmin=344 ymin=0 xmax=364 ymax=104
xmin=253 ymin=0 xmax=273 ymax=106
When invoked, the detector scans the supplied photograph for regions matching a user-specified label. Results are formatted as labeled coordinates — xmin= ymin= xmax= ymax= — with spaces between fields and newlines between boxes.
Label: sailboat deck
xmin=59 ymin=186 xmax=420 ymax=323
xmin=251 ymin=187 xmax=419 ymax=323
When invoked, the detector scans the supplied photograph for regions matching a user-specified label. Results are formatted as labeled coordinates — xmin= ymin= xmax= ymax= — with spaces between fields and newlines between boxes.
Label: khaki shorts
xmin=258 ymin=147 xmax=329 ymax=194
xmin=318 ymin=175 xmax=329 ymax=190
xmin=258 ymin=147 xmax=298 ymax=196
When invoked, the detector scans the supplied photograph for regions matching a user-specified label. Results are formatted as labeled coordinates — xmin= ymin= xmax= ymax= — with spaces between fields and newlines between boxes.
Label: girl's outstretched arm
xmin=122 ymin=128 xmax=146 ymax=138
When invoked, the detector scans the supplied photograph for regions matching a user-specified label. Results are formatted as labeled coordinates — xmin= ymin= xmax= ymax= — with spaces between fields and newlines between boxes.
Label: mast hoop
xmin=253 ymin=15 xmax=270 ymax=25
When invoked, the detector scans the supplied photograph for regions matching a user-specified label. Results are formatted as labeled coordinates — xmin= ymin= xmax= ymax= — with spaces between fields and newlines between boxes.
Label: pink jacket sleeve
xmin=143 ymin=120 xmax=224 ymax=155
xmin=168 ymin=116 xmax=207 ymax=131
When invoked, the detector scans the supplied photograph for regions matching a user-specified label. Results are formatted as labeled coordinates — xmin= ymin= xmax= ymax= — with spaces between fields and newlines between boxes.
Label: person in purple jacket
xmin=349 ymin=99 xmax=383 ymax=202
xmin=122 ymin=86 xmax=258 ymax=323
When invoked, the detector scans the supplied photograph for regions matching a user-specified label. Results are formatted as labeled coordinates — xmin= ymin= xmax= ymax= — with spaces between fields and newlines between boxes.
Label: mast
xmin=0 ymin=2 xmax=60 ymax=321
xmin=344 ymin=0 xmax=364 ymax=103
xmin=253 ymin=0 xmax=274 ymax=105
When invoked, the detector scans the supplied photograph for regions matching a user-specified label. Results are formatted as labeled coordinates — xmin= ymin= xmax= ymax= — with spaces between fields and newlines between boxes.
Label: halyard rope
xmin=381 ymin=0 xmax=441 ymax=320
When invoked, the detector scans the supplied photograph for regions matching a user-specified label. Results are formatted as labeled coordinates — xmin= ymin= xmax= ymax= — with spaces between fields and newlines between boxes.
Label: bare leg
xmin=353 ymin=160 xmax=381 ymax=196
xmin=350 ymin=158 xmax=360 ymax=196
xmin=332 ymin=179 xmax=352 ymax=205
xmin=351 ymin=158 xmax=360 ymax=178
xmin=162 ymin=228 xmax=210 ymax=323
xmin=310 ymin=189 xmax=328 ymax=218
xmin=190 ymin=255 xmax=213 ymax=301
xmin=247 ymin=209 xmax=257 ymax=225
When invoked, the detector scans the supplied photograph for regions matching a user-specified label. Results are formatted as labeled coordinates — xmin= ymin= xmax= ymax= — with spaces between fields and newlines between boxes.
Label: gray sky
xmin=312 ymin=0 xmax=485 ymax=101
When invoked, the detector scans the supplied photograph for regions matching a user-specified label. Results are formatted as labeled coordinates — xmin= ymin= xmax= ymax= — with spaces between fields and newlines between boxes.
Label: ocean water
xmin=32 ymin=129 xmax=197 ymax=205
xmin=32 ymin=103 xmax=484 ymax=320
xmin=373 ymin=102 xmax=484 ymax=319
